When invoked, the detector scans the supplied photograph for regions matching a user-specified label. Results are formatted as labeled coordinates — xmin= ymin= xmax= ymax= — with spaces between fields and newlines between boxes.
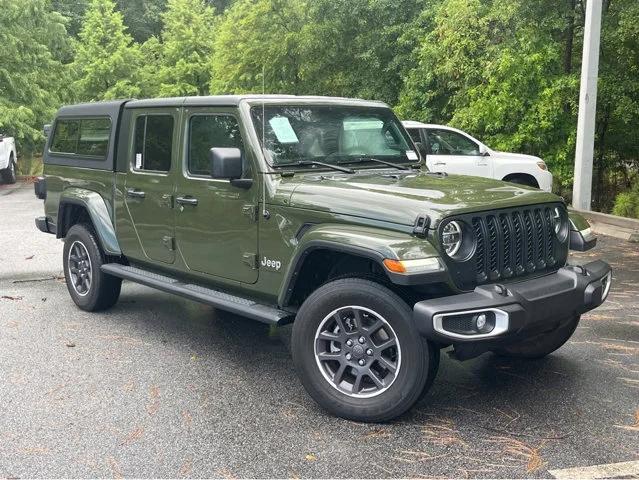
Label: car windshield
xmin=250 ymin=105 xmax=417 ymax=168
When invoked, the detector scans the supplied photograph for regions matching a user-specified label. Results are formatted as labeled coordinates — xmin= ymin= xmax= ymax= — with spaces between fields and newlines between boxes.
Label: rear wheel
xmin=292 ymin=278 xmax=437 ymax=422
xmin=63 ymin=224 xmax=122 ymax=311
xmin=1 ymin=157 xmax=17 ymax=184
xmin=494 ymin=315 xmax=580 ymax=359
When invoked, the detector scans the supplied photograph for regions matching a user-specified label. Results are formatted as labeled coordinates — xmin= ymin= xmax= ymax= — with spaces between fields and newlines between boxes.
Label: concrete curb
xmin=571 ymin=207 xmax=639 ymax=243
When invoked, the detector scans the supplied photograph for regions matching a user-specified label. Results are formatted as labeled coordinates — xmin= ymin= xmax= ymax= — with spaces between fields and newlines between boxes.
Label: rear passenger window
xmin=77 ymin=119 xmax=110 ymax=157
xmin=50 ymin=118 xmax=111 ymax=158
xmin=188 ymin=115 xmax=243 ymax=176
xmin=133 ymin=115 xmax=174 ymax=172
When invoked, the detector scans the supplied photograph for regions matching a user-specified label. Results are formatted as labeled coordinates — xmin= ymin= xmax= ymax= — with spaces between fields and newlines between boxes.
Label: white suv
xmin=403 ymin=121 xmax=553 ymax=192
xmin=0 ymin=133 xmax=17 ymax=184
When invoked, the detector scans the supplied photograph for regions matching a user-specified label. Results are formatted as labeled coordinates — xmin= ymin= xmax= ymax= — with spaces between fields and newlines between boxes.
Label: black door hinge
xmin=242 ymin=252 xmax=258 ymax=269
xmin=242 ymin=204 xmax=258 ymax=222
xmin=160 ymin=193 xmax=174 ymax=208
xmin=162 ymin=236 xmax=175 ymax=251
xmin=413 ymin=214 xmax=430 ymax=237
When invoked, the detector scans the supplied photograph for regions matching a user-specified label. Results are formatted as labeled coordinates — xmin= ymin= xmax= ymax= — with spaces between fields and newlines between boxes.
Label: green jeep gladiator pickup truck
xmin=34 ymin=95 xmax=611 ymax=422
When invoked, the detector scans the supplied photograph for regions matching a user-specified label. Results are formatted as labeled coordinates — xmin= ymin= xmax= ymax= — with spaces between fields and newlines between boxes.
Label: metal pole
xmin=572 ymin=0 xmax=603 ymax=211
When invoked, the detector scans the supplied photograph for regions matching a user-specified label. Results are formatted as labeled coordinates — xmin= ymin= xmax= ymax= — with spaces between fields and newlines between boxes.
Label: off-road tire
xmin=63 ymin=224 xmax=122 ymax=311
xmin=292 ymin=278 xmax=436 ymax=422
xmin=421 ymin=343 xmax=440 ymax=398
xmin=494 ymin=315 xmax=580 ymax=359
xmin=1 ymin=157 xmax=17 ymax=184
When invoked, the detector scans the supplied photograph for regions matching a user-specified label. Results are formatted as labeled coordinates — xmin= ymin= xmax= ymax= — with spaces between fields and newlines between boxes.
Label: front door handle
xmin=176 ymin=196 xmax=198 ymax=206
xmin=126 ymin=188 xmax=146 ymax=198
xmin=433 ymin=161 xmax=447 ymax=166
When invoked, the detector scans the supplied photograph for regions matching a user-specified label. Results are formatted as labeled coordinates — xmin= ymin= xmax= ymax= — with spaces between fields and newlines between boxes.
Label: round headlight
xmin=551 ymin=207 xmax=569 ymax=241
xmin=442 ymin=221 xmax=463 ymax=257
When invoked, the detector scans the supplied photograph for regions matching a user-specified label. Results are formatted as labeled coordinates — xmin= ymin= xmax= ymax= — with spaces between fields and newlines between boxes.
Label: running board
xmin=101 ymin=264 xmax=294 ymax=326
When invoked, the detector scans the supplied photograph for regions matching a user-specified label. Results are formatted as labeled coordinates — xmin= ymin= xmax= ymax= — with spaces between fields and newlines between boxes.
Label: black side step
xmin=101 ymin=264 xmax=294 ymax=326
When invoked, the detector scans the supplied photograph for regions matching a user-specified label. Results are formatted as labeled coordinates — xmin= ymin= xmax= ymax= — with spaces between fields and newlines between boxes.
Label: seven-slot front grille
xmin=440 ymin=204 xmax=569 ymax=290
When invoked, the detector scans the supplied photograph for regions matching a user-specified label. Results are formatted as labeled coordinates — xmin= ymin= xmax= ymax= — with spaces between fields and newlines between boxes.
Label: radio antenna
xmin=261 ymin=65 xmax=268 ymax=219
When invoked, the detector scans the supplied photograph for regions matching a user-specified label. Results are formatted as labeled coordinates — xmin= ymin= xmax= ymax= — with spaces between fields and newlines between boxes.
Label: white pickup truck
xmin=0 ymin=133 xmax=17 ymax=184
xmin=403 ymin=121 xmax=553 ymax=192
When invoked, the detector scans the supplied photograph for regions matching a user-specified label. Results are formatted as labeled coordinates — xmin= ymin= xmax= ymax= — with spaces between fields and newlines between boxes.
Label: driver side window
xmin=427 ymin=129 xmax=479 ymax=156
xmin=188 ymin=114 xmax=244 ymax=176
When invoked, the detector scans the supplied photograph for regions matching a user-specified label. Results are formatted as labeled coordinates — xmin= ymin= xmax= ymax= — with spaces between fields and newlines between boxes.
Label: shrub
xmin=612 ymin=182 xmax=639 ymax=219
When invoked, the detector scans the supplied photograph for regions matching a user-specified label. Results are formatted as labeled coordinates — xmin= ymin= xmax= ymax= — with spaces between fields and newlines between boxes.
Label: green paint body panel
xmin=43 ymin=165 xmax=120 ymax=255
xmin=119 ymin=107 xmax=180 ymax=264
xmin=40 ymin=95 xmax=580 ymax=311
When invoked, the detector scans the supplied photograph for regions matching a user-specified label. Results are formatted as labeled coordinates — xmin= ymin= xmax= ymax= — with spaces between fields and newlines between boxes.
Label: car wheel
xmin=292 ymin=278 xmax=436 ymax=422
xmin=493 ymin=315 xmax=580 ymax=359
xmin=1 ymin=158 xmax=17 ymax=184
xmin=63 ymin=224 xmax=122 ymax=312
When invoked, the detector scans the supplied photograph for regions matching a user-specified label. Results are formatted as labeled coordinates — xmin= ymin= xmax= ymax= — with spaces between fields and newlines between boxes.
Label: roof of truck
xmin=54 ymin=96 xmax=389 ymax=117
xmin=125 ymin=95 xmax=388 ymax=108
xmin=56 ymin=99 xmax=129 ymax=118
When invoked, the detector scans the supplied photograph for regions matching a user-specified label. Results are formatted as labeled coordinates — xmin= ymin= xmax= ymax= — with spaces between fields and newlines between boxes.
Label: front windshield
xmin=250 ymin=105 xmax=417 ymax=167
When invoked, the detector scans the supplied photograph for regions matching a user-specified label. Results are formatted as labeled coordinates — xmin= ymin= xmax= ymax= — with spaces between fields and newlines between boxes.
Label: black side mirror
xmin=414 ymin=141 xmax=428 ymax=159
xmin=209 ymin=147 xmax=253 ymax=189
xmin=43 ymin=124 xmax=52 ymax=137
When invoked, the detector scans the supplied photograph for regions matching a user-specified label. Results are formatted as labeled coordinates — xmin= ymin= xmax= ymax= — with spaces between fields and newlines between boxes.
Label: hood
xmin=491 ymin=151 xmax=541 ymax=163
xmin=280 ymin=169 xmax=560 ymax=227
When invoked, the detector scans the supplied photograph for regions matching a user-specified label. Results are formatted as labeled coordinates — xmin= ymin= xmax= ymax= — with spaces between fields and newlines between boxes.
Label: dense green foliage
xmin=613 ymin=180 xmax=639 ymax=219
xmin=0 ymin=0 xmax=72 ymax=152
xmin=72 ymin=0 xmax=142 ymax=100
xmin=0 ymin=0 xmax=637 ymax=215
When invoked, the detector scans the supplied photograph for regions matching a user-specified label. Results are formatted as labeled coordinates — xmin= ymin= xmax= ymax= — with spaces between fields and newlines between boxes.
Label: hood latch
xmin=413 ymin=214 xmax=430 ymax=238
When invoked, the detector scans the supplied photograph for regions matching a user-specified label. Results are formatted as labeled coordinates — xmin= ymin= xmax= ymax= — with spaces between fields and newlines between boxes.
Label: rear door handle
xmin=433 ymin=162 xmax=447 ymax=166
xmin=126 ymin=188 xmax=146 ymax=198
xmin=176 ymin=196 xmax=198 ymax=206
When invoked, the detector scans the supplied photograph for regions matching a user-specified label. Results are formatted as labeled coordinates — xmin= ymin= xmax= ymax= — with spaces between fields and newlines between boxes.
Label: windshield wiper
xmin=337 ymin=156 xmax=411 ymax=171
xmin=274 ymin=160 xmax=355 ymax=174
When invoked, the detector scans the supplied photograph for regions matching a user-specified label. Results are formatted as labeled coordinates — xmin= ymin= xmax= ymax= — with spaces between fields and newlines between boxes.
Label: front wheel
xmin=292 ymin=278 xmax=437 ymax=422
xmin=493 ymin=315 xmax=580 ymax=359
xmin=1 ymin=158 xmax=17 ymax=184
xmin=63 ymin=224 xmax=122 ymax=311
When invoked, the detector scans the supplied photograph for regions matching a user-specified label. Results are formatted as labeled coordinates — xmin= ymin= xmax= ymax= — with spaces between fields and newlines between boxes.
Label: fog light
xmin=473 ymin=312 xmax=495 ymax=334
xmin=475 ymin=313 xmax=487 ymax=330
xmin=434 ymin=309 xmax=509 ymax=338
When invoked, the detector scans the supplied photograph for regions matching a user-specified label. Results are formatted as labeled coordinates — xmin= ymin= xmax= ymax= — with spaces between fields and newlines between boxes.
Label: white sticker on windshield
xmin=135 ymin=153 xmax=142 ymax=169
xmin=269 ymin=117 xmax=299 ymax=144
xmin=406 ymin=150 xmax=418 ymax=160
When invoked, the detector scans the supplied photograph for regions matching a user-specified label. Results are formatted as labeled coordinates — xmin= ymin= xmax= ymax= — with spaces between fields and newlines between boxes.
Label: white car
xmin=403 ymin=121 xmax=553 ymax=192
xmin=0 ymin=133 xmax=17 ymax=184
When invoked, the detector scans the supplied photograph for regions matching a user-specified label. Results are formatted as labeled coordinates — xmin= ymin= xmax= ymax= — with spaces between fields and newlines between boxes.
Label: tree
xmin=210 ymin=0 xmax=423 ymax=103
xmin=398 ymin=0 xmax=581 ymax=185
xmin=116 ymin=0 xmax=167 ymax=42
xmin=210 ymin=0 xmax=310 ymax=94
xmin=593 ymin=0 xmax=639 ymax=210
xmin=156 ymin=0 xmax=217 ymax=96
xmin=0 ymin=0 xmax=73 ymax=153
xmin=51 ymin=0 xmax=89 ymax=37
xmin=300 ymin=0 xmax=424 ymax=105
xmin=72 ymin=0 xmax=142 ymax=101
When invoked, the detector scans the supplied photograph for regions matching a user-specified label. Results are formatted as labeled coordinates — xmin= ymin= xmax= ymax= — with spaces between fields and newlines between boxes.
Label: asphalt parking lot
xmin=1 ymin=181 xmax=637 ymax=478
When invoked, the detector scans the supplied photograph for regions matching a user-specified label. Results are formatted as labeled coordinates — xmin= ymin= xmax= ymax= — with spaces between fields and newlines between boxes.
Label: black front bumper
xmin=414 ymin=260 xmax=611 ymax=347
xmin=35 ymin=216 xmax=55 ymax=234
